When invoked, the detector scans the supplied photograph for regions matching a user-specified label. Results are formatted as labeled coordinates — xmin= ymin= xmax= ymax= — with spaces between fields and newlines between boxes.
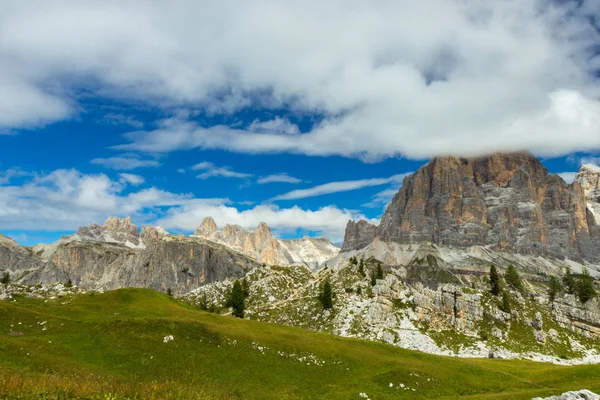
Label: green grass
xmin=1 ymin=289 xmax=600 ymax=399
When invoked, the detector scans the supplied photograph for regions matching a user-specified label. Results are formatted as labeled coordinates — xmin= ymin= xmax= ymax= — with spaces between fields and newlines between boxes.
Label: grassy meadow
xmin=1 ymin=288 xmax=600 ymax=399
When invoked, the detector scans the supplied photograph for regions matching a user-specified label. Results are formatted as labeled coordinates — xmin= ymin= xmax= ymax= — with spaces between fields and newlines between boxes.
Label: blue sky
xmin=0 ymin=1 xmax=599 ymax=245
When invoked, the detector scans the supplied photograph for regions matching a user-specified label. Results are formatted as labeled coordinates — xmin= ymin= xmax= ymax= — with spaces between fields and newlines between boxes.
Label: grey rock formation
xmin=343 ymin=153 xmax=600 ymax=263
xmin=576 ymin=164 xmax=600 ymax=225
xmin=77 ymin=216 xmax=143 ymax=247
xmin=194 ymin=219 xmax=339 ymax=267
xmin=3 ymin=218 xmax=260 ymax=295
xmin=342 ymin=220 xmax=378 ymax=252
xmin=0 ymin=234 xmax=65 ymax=285
xmin=532 ymin=390 xmax=600 ymax=400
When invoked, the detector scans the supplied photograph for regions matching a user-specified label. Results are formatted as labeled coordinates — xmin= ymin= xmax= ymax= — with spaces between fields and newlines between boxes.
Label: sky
xmin=0 ymin=0 xmax=599 ymax=246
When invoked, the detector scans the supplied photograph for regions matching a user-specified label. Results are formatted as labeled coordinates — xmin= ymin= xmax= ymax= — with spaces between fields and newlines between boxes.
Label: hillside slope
xmin=2 ymin=288 xmax=600 ymax=399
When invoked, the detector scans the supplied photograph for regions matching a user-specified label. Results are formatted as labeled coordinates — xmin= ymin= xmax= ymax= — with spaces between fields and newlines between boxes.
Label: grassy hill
xmin=1 ymin=289 xmax=600 ymax=399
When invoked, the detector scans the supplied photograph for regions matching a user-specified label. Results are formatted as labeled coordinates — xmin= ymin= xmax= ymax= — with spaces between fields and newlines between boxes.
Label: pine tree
xmin=230 ymin=280 xmax=245 ymax=318
xmin=576 ymin=268 xmax=597 ymax=304
xmin=65 ymin=278 xmax=73 ymax=288
xmin=1 ymin=272 xmax=9 ymax=284
xmin=499 ymin=291 xmax=511 ymax=313
xmin=563 ymin=268 xmax=576 ymax=294
xmin=242 ymin=278 xmax=250 ymax=298
xmin=358 ymin=259 xmax=365 ymax=277
xmin=489 ymin=265 xmax=501 ymax=296
xmin=376 ymin=264 xmax=384 ymax=280
xmin=356 ymin=287 xmax=362 ymax=296
xmin=548 ymin=276 xmax=562 ymax=302
xmin=319 ymin=278 xmax=333 ymax=309
xmin=505 ymin=264 xmax=523 ymax=292
xmin=370 ymin=269 xmax=377 ymax=287
xmin=166 ymin=288 xmax=173 ymax=297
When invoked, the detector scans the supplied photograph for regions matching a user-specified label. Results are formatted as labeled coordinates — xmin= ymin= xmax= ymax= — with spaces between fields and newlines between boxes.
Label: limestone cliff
xmin=343 ymin=153 xmax=600 ymax=263
xmin=3 ymin=219 xmax=259 ymax=295
xmin=194 ymin=218 xmax=339 ymax=268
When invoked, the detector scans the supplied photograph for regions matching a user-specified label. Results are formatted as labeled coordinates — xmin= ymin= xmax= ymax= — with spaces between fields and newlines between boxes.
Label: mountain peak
xmin=195 ymin=217 xmax=217 ymax=237
xmin=344 ymin=152 xmax=600 ymax=263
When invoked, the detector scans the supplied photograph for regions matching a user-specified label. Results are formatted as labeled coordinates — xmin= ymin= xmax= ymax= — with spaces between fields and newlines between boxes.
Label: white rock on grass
xmin=532 ymin=389 xmax=600 ymax=400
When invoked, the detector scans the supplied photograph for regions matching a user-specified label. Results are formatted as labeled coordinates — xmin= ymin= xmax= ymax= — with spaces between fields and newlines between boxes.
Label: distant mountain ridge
xmin=193 ymin=217 xmax=339 ymax=268
xmin=343 ymin=153 xmax=600 ymax=264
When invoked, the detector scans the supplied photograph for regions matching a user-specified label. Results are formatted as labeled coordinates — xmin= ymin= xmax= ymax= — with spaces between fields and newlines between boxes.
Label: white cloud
xmin=257 ymin=173 xmax=302 ymax=184
xmin=0 ymin=1 xmax=598 ymax=159
xmin=91 ymin=155 xmax=161 ymax=170
xmin=0 ymin=167 xmax=369 ymax=241
xmin=272 ymin=174 xmax=408 ymax=201
xmin=248 ymin=118 xmax=300 ymax=135
xmin=157 ymin=203 xmax=375 ymax=242
xmin=580 ymin=156 xmax=600 ymax=166
xmin=119 ymin=173 xmax=145 ymax=186
xmin=191 ymin=161 xmax=252 ymax=180
xmin=557 ymin=172 xmax=578 ymax=184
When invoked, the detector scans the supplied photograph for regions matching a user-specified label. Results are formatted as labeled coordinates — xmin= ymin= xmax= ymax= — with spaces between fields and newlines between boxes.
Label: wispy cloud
xmin=257 ymin=173 xmax=302 ymax=184
xmin=119 ymin=173 xmax=145 ymax=186
xmin=192 ymin=162 xmax=252 ymax=180
xmin=272 ymin=174 xmax=409 ymax=201
xmin=91 ymin=155 xmax=161 ymax=170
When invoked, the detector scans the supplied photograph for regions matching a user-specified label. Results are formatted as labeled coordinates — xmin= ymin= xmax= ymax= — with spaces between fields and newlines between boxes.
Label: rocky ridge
xmin=2 ymin=219 xmax=259 ymax=295
xmin=344 ymin=153 xmax=600 ymax=264
xmin=193 ymin=217 xmax=339 ymax=268
xmin=184 ymin=253 xmax=600 ymax=365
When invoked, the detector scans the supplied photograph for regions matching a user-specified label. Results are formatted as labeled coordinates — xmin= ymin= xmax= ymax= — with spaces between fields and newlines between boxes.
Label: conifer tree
xmin=370 ymin=269 xmax=377 ymax=287
xmin=358 ymin=259 xmax=365 ymax=277
xmin=65 ymin=278 xmax=73 ymax=288
xmin=166 ymin=288 xmax=173 ymax=297
xmin=505 ymin=264 xmax=523 ymax=292
xmin=356 ymin=287 xmax=362 ymax=296
xmin=376 ymin=263 xmax=384 ymax=280
xmin=319 ymin=278 xmax=333 ymax=309
xmin=242 ymin=278 xmax=250 ymax=298
xmin=500 ymin=291 xmax=511 ymax=313
xmin=1 ymin=272 xmax=9 ymax=284
xmin=563 ymin=268 xmax=576 ymax=294
xmin=230 ymin=280 xmax=245 ymax=318
xmin=576 ymin=268 xmax=597 ymax=304
xmin=489 ymin=265 xmax=501 ymax=296
xmin=548 ymin=276 xmax=562 ymax=302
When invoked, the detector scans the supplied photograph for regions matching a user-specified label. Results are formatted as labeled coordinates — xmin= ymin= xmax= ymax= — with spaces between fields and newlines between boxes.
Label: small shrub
xmin=499 ymin=291 xmax=511 ymax=313
xmin=166 ymin=288 xmax=173 ymax=297
xmin=1 ymin=272 xmax=9 ymax=284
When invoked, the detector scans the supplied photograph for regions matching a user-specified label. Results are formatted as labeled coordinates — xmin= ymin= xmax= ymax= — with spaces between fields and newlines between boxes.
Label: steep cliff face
xmin=342 ymin=220 xmax=378 ymax=252
xmin=48 ymin=235 xmax=257 ymax=295
xmin=194 ymin=218 xmax=339 ymax=268
xmin=344 ymin=153 xmax=600 ymax=263
xmin=576 ymin=164 xmax=600 ymax=225
xmin=6 ymin=219 xmax=258 ymax=295
xmin=0 ymin=234 xmax=65 ymax=284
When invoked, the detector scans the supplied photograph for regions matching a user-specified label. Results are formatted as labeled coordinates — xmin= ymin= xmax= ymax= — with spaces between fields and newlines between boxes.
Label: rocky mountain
xmin=193 ymin=217 xmax=339 ymax=268
xmin=343 ymin=153 xmax=600 ymax=264
xmin=184 ymin=253 xmax=600 ymax=365
xmin=1 ymin=218 xmax=259 ymax=295
xmin=576 ymin=164 xmax=600 ymax=225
